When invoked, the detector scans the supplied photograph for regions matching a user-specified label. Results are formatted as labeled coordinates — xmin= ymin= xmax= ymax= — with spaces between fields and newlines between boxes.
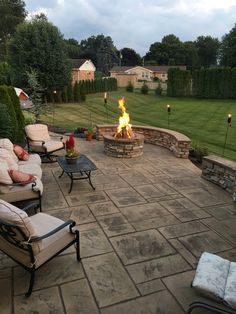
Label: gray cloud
xmin=24 ymin=0 xmax=236 ymax=55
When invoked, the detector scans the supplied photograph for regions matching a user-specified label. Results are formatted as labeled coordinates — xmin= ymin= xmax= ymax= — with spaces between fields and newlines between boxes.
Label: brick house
xmin=70 ymin=59 xmax=96 ymax=85
xmin=110 ymin=65 xmax=186 ymax=87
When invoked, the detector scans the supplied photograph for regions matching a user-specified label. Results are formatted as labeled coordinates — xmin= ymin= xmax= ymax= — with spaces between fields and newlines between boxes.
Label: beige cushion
xmin=18 ymin=153 xmax=41 ymax=166
xmin=0 ymin=138 xmax=18 ymax=163
xmin=0 ymin=160 xmax=13 ymax=184
xmin=0 ymin=177 xmax=43 ymax=202
xmin=0 ymin=213 xmax=76 ymax=268
xmin=0 ymin=148 xmax=18 ymax=169
xmin=43 ymin=140 xmax=64 ymax=153
xmin=25 ymin=124 xmax=50 ymax=141
xmin=0 ymin=200 xmax=39 ymax=239
xmin=18 ymin=164 xmax=42 ymax=179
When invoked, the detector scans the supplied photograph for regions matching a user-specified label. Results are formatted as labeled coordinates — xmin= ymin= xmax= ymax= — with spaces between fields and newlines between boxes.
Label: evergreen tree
xmin=0 ymin=103 xmax=13 ymax=139
xmin=7 ymin=86 xmax=25 ymax=142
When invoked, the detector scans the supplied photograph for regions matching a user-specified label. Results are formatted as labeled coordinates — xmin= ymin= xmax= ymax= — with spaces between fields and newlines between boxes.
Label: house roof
xmin=14 ymin=87 xmax=29 ymax=99
xmin=70 ymin=59 xmax=88 ymax=68
xmin=110 ymin=65 xmax=186 ymax=73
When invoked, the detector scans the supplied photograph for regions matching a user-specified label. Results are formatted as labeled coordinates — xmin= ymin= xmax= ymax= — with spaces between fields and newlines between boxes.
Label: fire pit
xmin=104 ymin=97 xmax=144 ymax=158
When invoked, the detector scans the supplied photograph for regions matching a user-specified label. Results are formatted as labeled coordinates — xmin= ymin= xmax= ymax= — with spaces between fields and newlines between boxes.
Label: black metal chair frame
xmin=2 ymin=181 xmax=42 ymax=212
xmin=188 ymin=300 xmax=236 ymax=313
xmin=25 ymin=132 xmax=65 ymax=163
xmin=0 ymin=206 xmax=80 ymax=297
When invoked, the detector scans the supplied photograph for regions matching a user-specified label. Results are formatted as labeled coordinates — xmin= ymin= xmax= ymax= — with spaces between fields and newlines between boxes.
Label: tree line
xmin=167 ymin=68 xmax=236 ymax=98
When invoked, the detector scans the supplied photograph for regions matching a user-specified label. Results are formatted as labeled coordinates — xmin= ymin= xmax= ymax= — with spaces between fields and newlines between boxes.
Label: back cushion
xmin=25 ymin=124 xmax=50 ymax=141
xmin=0 ymin=148 xmax=18 ymax=169
xmin=0 ymin=160 xmax=13 ymax=184
xmin=0 ymin=139 xmax=18 ymax=163
xmin=0 ymin=200 xmax=39 ymax=239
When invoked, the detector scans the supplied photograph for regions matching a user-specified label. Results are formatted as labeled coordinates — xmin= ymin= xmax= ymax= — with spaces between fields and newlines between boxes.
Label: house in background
xmin=110 ymin=65 xmax=186 ymax=87
xmin=14 ymin=87 xmax=33 ymax=109
xmin=70 ymin=59 xmax=96 ymax=85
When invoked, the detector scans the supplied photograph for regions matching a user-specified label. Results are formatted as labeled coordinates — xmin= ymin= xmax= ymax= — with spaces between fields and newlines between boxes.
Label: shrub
xmin=189 ymin=141 xmax=208 ymax=163
xmin=141 ymin=83 xmax=149 ymax=94
xmin=155 ymin=83 xmax=163 ymax=96
xmin=126 ymin=81 xmax=134 ymax=92
xmin=153 ymin=77 xmax=160 ymax=82
xmin=0 ymin=103 xmax=13 ymax=139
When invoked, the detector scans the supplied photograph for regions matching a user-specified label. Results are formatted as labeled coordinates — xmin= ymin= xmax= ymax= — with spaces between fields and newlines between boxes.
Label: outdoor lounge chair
xmin=188 ymin=252 xmax=236 ymax=314
xmin=24 ymin=124 xmax=65 ymax=162
xmin=0 ymin=200 xmax=80 ymax=297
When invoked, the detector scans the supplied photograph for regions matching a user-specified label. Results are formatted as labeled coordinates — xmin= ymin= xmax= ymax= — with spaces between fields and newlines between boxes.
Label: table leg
xmin=59 ymin=169 xmax=64 ymax=178
xmin=68 ymin=172 xmax=74 ymax=194
xmin=86 ymin=171 xmax=96 ymax=190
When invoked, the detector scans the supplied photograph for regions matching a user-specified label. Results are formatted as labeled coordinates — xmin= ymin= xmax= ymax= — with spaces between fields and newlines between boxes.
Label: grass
xmin=38 ymin=89 xmax=236 ymax=161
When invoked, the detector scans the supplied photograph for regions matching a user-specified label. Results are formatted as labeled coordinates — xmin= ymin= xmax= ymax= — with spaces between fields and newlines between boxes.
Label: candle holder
xmin=167 ymin=104 xmax=171 ymax=129
xmin=222 ymin=114 xmax=232 ymax=157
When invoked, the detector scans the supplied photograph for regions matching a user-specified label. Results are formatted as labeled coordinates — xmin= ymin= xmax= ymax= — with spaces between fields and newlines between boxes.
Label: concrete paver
xmin=1 ymin=138 xmax=236 ymax=313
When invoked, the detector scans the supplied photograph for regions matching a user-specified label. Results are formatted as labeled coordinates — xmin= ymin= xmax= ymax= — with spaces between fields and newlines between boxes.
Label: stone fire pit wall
xmin=96 ymin=124 xmax=191 ymax=158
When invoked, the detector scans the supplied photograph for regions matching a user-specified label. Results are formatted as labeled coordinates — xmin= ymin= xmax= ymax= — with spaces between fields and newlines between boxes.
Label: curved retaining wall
xmin=96 ymin=124 xmax=191 ymax=158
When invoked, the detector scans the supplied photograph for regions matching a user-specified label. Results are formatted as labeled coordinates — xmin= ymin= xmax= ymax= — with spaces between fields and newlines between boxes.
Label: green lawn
xmin=40 ymin=89 xmax=236 ymax=161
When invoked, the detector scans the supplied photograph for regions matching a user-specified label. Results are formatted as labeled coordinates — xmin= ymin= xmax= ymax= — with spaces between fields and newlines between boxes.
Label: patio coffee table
xmin=57 ymin=155 xmax=97 ymax=193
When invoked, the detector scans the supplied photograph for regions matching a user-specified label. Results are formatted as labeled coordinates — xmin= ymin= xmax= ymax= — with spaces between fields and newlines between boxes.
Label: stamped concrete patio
xmin=1 ymin=137 xmax=236 ymax=314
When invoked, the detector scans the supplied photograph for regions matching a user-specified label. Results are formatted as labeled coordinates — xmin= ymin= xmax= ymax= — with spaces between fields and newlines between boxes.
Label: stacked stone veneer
xmin=202 ymin=155 xmax=236 ymax=201
xmin=103 ymin=134 xmax=144 ymax=158
xmin=96 ymin=124 xmax=191 ymax=158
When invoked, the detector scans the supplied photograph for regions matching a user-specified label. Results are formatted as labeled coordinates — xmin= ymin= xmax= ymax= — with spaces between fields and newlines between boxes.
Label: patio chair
xmin=24 ymin=124 xmax=65 ymax=162
xmin=187 ymin=252 xmax=236 ymax=314
xmin=0 ymin=199 xmax=80 ymax=297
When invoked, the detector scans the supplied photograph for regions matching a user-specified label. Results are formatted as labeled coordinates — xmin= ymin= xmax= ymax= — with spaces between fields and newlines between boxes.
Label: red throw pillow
xmin=13 ymin=144 xmax=29 ymax=161
xmin=8 ymin=169 xmax=36 ymax=185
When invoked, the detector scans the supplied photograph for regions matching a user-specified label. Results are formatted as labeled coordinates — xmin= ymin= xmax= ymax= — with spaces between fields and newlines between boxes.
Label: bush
xmin=153 ymin=77 xmax=159 ymax=82
xmin=0 ymin=103 xmax=13 ymax=139
xmin=189 ymin=142 xmax=208 ymax=163
xmin=141 ymin=83 xmax=149 ymax=94
xmin=155 ymin=83 xmax=163 ymax=96
xmin=126 ymin=81 xmax=134 ymax=92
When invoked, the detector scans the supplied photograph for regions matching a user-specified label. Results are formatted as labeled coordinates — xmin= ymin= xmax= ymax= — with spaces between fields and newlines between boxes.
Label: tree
xmin=195 ymin=36 xmax=220 ymax=67
xmin=120 ymin=48 xmax=142 ymax=66
xmin=220 ymin=24 xmax=236 ymax=67
xmin=80 ymin=34 xmax=118 ymax=74
xmin=25 ymin=69 xmax=48 ymax=122
xmin=8 ymin=16 xmax=71 ymax=92
xmin=0 ymin=103 xmax=13 ymax=139
xmin=183 ymin=41 xmax=199 ymax=69
xmin=64 ymin=38 xmax=82 ymax=58
xmin=0 ymin=0 xmax=27 ymax=61
xmin=145 ymin=34 xmax=185 ymax=65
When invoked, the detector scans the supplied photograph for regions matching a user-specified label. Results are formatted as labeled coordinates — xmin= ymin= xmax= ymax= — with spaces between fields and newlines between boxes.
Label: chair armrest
xmin=30 ymin=219 xmax=76 ymax=242
xmin=50 ymin=135 xmax=64 ymax=141
xmin=2 ymin=181 xmax=37 ymax=188
xmin=29 ymin=139 xmax=46 ymax=146
xmin=22 ymin=202 xmax=39 ymax=212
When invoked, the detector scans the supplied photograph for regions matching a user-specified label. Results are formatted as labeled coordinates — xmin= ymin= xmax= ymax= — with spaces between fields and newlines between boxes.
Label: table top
xmin=57 ymin=155 xmax=97 ymax=173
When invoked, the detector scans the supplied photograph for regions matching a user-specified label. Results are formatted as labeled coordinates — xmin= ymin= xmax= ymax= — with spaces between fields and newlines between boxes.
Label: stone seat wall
xmin=96 ymin=124 xmax=191 ymax=159
xmin=202 ymin=155 xmax=236 ymax=201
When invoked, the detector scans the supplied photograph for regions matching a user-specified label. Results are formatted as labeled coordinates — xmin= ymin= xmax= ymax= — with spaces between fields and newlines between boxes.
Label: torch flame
xmin=115 ymin=97 xmax=134 ymax=138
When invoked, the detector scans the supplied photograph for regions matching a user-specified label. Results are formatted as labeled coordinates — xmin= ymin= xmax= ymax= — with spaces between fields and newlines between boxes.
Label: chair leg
xmin=25 ymin=267 xmax=35 ymax=297
xmin=75 ymin=230 xmax=81 ymax=261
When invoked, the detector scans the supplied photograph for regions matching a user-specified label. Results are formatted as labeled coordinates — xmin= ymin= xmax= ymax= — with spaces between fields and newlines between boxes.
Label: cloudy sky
xmin=24 ymin=0 xmax=236 ymax=56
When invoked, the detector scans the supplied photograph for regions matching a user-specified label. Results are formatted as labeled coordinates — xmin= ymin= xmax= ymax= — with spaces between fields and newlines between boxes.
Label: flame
xmin=115 ymin=97 xmax=134 ymax=138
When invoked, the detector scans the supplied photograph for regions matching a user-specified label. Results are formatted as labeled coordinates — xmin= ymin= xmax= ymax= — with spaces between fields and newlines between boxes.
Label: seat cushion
xmin=192 ymin=252 xmax=230 ymax=301
xmin=224 ymin=262 xmax=236 ymax=309
xmin=25 ymin=124 xmax=50 ymax=141
xmin=18 ymin=153 xmax=41 ymax=166
xmin=18 ymin=164 xmax=42 ymax=179
xmin=43 ymin=139 xmax=64 ymax=153
xmin=30 ymin=213 xmax=75 ymax=265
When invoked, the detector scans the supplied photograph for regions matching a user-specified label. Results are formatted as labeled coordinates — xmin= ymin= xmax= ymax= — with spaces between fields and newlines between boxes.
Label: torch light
xmin=53 ymin=90 xmax=57 ymax=125
xmin=104 ymin=92 xmax=108 ymax=122
xmin=167 ymin=104 xmax=171 ymax=129
xmin=222 ymin=113 xmax=232 ymax=157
